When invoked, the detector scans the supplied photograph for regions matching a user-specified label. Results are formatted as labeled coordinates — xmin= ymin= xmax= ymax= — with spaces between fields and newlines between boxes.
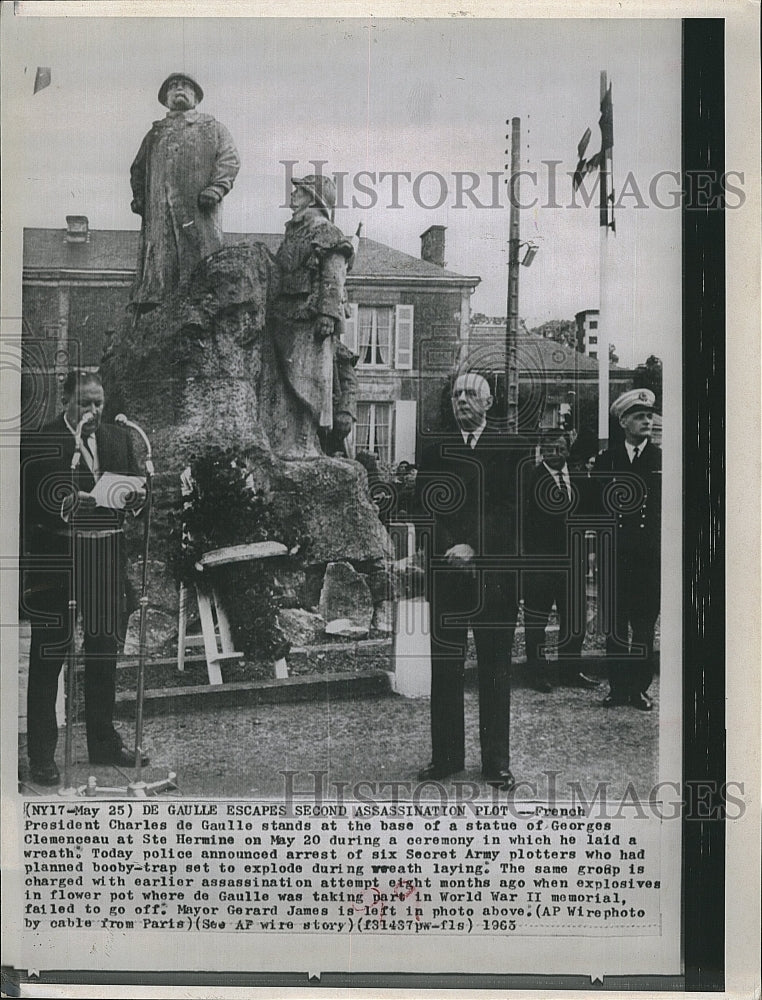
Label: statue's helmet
xmin=292 ymin=174 xmax=337 ymax=213
xmin=158 ymin=73 xmax=204 ymax=107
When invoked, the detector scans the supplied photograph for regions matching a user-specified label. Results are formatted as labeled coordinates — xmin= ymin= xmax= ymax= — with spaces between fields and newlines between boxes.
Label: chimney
xmin=420 ymin=225 xmax=446 ymax=268
xmin=65 ymin=215 xmax=89 ymax=243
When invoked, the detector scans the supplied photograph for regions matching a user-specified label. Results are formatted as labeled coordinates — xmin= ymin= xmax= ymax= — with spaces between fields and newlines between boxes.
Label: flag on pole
xmin=598 ymin=80 xmax=615 ymax=231
xmin=33 ymin=67 xmax=51 ymax=94
xmin=572 ymin=79 xmax=615 ymax=231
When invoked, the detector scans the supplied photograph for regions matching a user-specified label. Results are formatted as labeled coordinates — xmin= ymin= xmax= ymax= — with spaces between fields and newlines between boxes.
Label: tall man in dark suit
xmin=521 ymin=430 xmax=599 ymax=693
xmin=416 ymin=371 xmax=525 ymax=789
xmin=595 ymin=389 xmax=662 ymax=711
xmin=21 ymin=372 xmax=147 ymax=785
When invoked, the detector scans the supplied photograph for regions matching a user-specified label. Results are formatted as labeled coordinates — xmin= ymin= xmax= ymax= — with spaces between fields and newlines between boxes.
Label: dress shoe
xmin=417 ymin=761 xmax=463 ymax=781
xmin=560 ymin=672 xmax=600 ymax=689
xmin=600 ymin=692 xmax=629 ymax=708
xmin=630 ymin=691 xmax=653 ymax=712
xmin=29 ymin=761 xmax=60 ymax=786
xmin=89 ymin=747 xmax=150 ymax=767
xmin=482 ymin=769 xmax=516 ymax=792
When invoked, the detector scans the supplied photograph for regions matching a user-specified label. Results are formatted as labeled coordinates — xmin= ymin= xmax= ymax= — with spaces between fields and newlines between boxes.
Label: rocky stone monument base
xmin=102 ymin=243 xmax=392 ymax=662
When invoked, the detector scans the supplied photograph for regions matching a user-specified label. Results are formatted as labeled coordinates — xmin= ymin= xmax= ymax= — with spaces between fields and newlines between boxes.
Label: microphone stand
xmin=77 ymin=415 xmax=175 ymax=798
xmin=116 ymin=415 xmax=153 ymax=785
xmin=59 ymin=414 xmax=92 ymax=795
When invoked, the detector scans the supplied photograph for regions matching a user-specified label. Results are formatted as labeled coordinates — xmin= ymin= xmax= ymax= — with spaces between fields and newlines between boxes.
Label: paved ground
xmin=18 ymin=669 xmax=659 ymax=803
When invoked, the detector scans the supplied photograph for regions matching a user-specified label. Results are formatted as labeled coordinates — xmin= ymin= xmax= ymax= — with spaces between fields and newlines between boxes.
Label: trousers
xmin=523 ymin=569 xmax=586 ymax=676
xmin=429 ymin=568 xmax=517 ymax=773
xmin=604 ymin=546 xmax=660 ymax=697
xmin=26 ymin=531 xmax=126 ymax=764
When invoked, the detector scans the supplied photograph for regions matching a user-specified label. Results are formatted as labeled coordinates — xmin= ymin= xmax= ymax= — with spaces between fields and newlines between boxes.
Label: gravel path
xmin=20 ymin=674 xmax=659 ymax=805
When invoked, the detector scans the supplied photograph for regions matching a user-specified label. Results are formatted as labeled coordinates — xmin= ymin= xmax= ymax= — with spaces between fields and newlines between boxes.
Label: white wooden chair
xmin=177 ymin=469 xmax=291 ymax=685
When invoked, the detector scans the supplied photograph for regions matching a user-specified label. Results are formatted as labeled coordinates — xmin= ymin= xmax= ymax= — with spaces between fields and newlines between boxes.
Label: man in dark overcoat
xmin=415 ymin=371 xmax=527 ymax=788
xmin=21 ymin=372 xmax=146 ymax=785
xmin=130 ymin=73 xmax=240 ymax=308
xmin=520 ymin=429 xmax=599 ymax=693
xmin=594 ymin=388 xmax=662 ymax=711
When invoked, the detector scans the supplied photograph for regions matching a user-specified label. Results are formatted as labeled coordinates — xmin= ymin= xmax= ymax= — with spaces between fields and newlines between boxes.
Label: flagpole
xmin=505 ymin=116 xmax=520 ymax=434
xmin=597 ymin=71 xmax=611 ymax=451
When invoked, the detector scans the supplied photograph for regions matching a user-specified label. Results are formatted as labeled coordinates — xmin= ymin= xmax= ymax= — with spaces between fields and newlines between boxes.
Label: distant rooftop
xmin=469 ymin=324 xmax=617 ymax=373
xmin=23 ymin=227 xmax=479 ymax=285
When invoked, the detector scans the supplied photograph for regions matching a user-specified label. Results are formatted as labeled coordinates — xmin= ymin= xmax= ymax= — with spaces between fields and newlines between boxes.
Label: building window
xmin=589 ymin=320 xmax=598 ymax=329
xmin=588 ymin=335 xmax=597 ymax=344
xmin=355 ymin=402 xmax=393 ymax=464
xmin=589 ymin=351 xmax=597 ymax=359
xmin=345 ymin=304 xmax=414 ymax=371
xmin=44 ymin=324 xmax=60 ymax=340
xmin=358 ymin=307 xmax=393 ymax=368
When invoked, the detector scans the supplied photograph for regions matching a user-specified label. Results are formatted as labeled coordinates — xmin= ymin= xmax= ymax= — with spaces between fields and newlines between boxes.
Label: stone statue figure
xmin=265 ymin=175 xmax=355 ymax=458
xmin=319 ymin=340 xmax=359 ymax=457
xmin=129 ymin=73 xmax=240 ymax=310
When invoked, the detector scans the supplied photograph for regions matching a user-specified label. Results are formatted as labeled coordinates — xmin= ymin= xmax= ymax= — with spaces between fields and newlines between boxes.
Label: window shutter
xmin=394 ymin=304 xmax=414 ymax=370
xmin=394 ymin=400 xmax=417 ymax=465
xmin=341 ymin=302 xmax=359 ymax=354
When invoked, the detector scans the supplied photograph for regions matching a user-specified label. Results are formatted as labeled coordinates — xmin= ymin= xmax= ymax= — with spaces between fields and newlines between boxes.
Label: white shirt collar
xmin=460 ymin=421 xmax=486 ymax=448
xmin=625 ymin=439 xmax=648 ymax=462
xmin=543 ymin=462 xmax=571 ymax=491
xmin=64 ymin=415 xmax=99 ymax=474
xmin=543 ymin=461 xmax=569 ymax=479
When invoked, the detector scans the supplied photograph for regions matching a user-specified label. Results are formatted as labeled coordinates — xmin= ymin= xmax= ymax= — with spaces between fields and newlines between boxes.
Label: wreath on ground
xmin=169 ymin=447 xmax=298 ymax=662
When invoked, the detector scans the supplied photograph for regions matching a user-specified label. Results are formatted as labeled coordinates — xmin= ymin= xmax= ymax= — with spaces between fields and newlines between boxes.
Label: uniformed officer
xmin=594 ymin=389 xmax=661 ymax=710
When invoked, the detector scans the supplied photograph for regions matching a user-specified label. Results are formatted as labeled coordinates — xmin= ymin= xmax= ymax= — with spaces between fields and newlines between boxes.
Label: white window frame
xmin=357 ymin=306 xmax=394 ymax=369
xmin=351 ymin=303 xmax=415 ymax=371
xmin=355 ymin=401 xmax=394 ymax=465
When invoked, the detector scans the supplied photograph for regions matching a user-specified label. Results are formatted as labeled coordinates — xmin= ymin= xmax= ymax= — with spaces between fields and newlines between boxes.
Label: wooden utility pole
xmin=505 ymin=117 xmax=520 ymax=434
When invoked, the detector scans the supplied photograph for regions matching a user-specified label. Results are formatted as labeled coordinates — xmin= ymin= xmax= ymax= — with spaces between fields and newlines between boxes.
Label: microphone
xmin=115 ymin=414 xmax=154 ymax=475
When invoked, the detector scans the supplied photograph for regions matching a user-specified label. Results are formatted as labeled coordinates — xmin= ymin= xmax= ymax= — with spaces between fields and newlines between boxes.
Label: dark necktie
xmin=554 ymin=471 xmax=570 ymax=501
xmin=631 ymin=445 xmax=640 ymax=463
xmin=81 ymin=436 xmax=98 ymax=478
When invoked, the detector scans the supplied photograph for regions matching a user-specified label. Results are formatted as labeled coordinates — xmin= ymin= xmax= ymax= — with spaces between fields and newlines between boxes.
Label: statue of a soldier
xmin=129 ymin=73 xmax=240 ymax=310
xmin=266 ymin=175 xmax=355 ymax=458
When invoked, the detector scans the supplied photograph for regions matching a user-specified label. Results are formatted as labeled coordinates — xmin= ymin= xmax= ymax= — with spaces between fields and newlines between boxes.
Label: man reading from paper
xmin=21 ymin=372 xmax=147 ymax=786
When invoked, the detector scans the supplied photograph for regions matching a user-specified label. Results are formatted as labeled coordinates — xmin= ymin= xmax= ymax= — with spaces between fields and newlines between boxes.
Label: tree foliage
xmin=529 ymin=319 xmax=577 ymax=349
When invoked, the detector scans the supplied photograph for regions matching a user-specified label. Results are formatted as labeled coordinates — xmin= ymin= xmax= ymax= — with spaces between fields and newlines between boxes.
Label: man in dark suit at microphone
xmin=21 ymin=371 xmax=148 ymax=785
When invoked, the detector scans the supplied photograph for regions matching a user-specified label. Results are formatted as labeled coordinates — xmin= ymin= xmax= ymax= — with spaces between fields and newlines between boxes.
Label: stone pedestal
xmin=100 ymin=241 xmax=391 ymax=656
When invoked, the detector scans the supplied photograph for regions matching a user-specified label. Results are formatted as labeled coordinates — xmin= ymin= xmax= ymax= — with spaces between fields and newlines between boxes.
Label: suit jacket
xmin=21 ymin=415 xmax=140 ymax=557
xmin=593 ymin=440 xmax=662 ymax=554
xmin=520 ymin=462 xmax=593 ymax=557
xmin=416 ymin=428 xmax=528 ymax=563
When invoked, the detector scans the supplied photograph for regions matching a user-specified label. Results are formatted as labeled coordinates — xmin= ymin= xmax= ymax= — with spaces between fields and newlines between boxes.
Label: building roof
xmin=23 ymin=228 xmax=479 ymax=286
xmin=469 ymin=325 xmax=621 ymax=375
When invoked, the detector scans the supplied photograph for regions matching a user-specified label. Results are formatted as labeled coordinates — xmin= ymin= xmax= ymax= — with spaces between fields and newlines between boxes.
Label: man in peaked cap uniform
xmin=594 ymin=388 xmax=662 ymax=711
xmin=266 ymin=174 xmax=355 ymax=457
xmin=129 ymin=73 xmax=240 ymax=309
